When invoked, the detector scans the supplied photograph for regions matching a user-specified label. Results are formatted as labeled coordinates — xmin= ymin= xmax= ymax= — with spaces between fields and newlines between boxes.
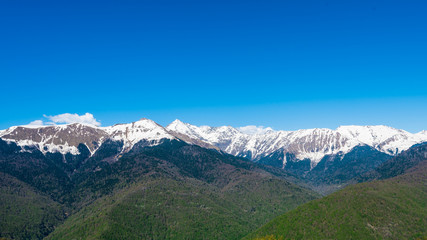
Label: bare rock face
xmin=167 ymin=130 xmax=220 ymax=151
xmin=166 ymin=121 xmax=427 ymax=166
xmin=0 ymin=124 xmax=108 ymax=154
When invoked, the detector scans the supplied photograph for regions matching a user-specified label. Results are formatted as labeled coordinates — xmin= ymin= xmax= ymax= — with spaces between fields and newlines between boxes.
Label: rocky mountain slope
xmin=2 ymin=119 xmax=425 ymax=169
xmin=0 ymin=118 xmax=177 ymax=157
xmin=2 ymin=118 xmax=425 ymax=189
xmin=167 ymin=120 xmax=427 ymax=167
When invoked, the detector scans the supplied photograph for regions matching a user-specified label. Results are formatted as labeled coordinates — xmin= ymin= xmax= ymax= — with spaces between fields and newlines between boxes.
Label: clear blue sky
xmin=1 ymin=0 xmax=426 ymax=132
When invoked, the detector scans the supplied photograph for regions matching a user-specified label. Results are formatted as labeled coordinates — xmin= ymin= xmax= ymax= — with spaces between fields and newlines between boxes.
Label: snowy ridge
xmin=101 ymin=118 xmax=176 ymax=151
xmin=166 ymin=120 xmax=240 ymax=150
xmin=0 ymin=119 xmax=177 ymax=156
xmin=336 ymin=125 xmax=420 ymax=155
xmin=416 ymin=130 xmax=427 ymax=138
xmin=0 ymin=124 xmax=108 ymax=155
xmin=167 ymin=120 xmax=427 ymax=165
xmin=1 ymin=118 xmax=425 ymax=166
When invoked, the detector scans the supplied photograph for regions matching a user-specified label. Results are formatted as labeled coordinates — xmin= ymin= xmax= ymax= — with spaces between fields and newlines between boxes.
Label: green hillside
xmin=0 ymin=139 xmax=319 ymax=239
xmin=0 ymin=173 xmax=65 ymax=240
xmin=46 ymin=175 xmax=315 ymax=240
xmin=357 ymin=142 xmax=427 ymax=182
xmin=45 ymin=141 xmax=318 ymax=240
xmin=245 ymin=160 xmax=427 ymax=240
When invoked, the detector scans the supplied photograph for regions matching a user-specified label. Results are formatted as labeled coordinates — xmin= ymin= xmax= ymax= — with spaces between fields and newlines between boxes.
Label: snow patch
xmin=4 ymin=138 xmax=80 ymax=155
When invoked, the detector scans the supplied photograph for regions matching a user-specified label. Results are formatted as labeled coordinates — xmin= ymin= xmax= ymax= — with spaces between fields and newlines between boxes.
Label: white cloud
xmin=22 ymin=120 xmax=46 ymax=128
xmin=238 ymin=125 xmax=274 ymax=135
xmin=27 ymin=120 xmax=44 ymax=126
xmin=24 ymin=113 xmax=101 ymax=127
xmin=43 ymin=113 xmax=101 ymax=126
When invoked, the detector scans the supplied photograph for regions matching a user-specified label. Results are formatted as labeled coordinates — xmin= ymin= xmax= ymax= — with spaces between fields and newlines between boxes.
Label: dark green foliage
xmin=257 ymin=145 xmax=392 ymax=194
xmin=47 ymin=176 xmax=316 ymax=240
xmin=258 ymin=150 xmax=312 ymax=177
xmin=0 ymin=173 xmax=66 ymax=240
xmin=89 ymin=139 xmax=123 ymax=163
xmin=307 ymin=145 xmax=392 ymax=185
xmin=245 ymin=147 xmax=427 ymax=240
xmin=45 ymin=143 xmax=91 ymax=175
xmin=257 ymin=150 xmax=286 ymax=169
xmin=0 ymin=139 xmax=73 ymax=202
xmin=65 ymin=144 xmax=91 ymax=171
xmin=283 ymin=154 xmax=311 ymax=177
xmin=47 ymin=140 xmax=318 ymax=239
xmin=0 ymin=139 xmax=20 ymax=153
xmin=357 ymin=143 xmax=427 ymax=182
xmin=0 ymin=139 xmax=319 ymax=239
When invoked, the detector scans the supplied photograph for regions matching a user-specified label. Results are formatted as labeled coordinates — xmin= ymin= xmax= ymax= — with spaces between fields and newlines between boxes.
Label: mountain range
xmin=245 ymin=142 xmax=427 ymax=240
xmin=166 ymin=120 xmax=427 ymax=164
xmin=1 ymin=118 xmax=425 ymax=189
xmin=0 ymin=117 xmax=426 ymax=239
xmin=2 ymin=118 xmax=426 ymax=166
xmin=0 ymin=118 xmax=319 ymax=239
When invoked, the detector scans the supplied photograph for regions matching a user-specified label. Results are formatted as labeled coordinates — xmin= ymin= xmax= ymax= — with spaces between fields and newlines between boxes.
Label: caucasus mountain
xmin=0 ymin=118 xmax=426 ymax=239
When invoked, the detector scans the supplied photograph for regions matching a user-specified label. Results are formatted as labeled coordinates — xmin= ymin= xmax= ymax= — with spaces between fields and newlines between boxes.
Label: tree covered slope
xmin=244 ymin=145 xmax=427 ymax=240
xmin=45 ymin=140 xmax=318 ymax=240
xmin=0 ymin=138 xmax=319 ymax=240
xmin=0 ymin=173 xmax=65 ymax=240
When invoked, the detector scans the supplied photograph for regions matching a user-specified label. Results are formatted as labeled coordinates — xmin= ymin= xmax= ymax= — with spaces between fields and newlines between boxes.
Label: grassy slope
xmin=0 ymin=173 xmax=65 ymax=240
xmin=245 ymin=161 xmax=427 ymax=240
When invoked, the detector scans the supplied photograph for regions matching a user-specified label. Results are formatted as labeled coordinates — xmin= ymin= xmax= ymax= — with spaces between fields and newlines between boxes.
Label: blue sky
xmin=1 ymin=0 xmax=426 ymax=132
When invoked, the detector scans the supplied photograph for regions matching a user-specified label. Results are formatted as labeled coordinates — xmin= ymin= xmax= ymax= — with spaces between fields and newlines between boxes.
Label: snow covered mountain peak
xmin=167 ymin=121 xmax=427 ymax=165
xmin=337 ymin=125 xmax=407 ymax=139
xmin=335 ymin=125 xmax=421 ymax=155
xmin=166 ymin=119 xmax=240 ymax=148
xmin=166 ymin=119 xmax=194 ymax=134
xmin=169 ymin=119 xmax=186 ymax=125
xmin=101 ymin=118 xmax=176 ymax=150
